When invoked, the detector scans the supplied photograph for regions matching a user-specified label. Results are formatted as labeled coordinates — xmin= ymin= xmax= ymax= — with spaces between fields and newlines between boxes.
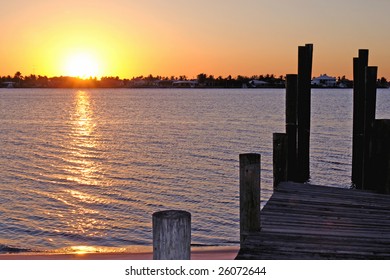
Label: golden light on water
xmin=72 ymin=246 xmax=96 ymax=255
xmin=74 ymin=90 xmax=95 ymax=136
xmin=66 ymin=90 xmax=100 ymax=186
xmin=53 ymin=90 xmax=112 ymax=240
xmin=54 ymin=245 xmax=130 ymax=255
xmin=66 ymin=246 xmax=115 ymax=255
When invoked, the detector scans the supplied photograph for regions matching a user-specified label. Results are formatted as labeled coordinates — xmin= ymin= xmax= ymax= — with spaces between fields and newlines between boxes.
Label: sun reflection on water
xmin=66 ymin=90 xmax=101 ymax=186
xmin=62 ymin=246 xmax=124 ymax=255
xmin=55 ymin=90 xmax=111 ymax=243
xmin=51 ymin=245 xmax=134 ymax=255
xmin=75 ymin=90 xmax=94 ymax=135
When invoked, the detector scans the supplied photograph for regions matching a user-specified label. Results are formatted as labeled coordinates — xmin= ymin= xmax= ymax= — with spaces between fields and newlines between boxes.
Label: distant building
xmin=248 ymin=80 xmax=269 ymax=88
xmin=172 ymin=80 xmax=198 ymax=88
xmin=1 ymin=82 xmax=16 ymax=88
xmin=155 ymin=80 xmax=174 ymax=87
xmin=311 ymin=74 xmax=337 ymax=87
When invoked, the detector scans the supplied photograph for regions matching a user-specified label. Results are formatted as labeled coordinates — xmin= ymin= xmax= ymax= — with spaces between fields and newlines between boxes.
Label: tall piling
xmin=285 ymin=74 xmax=298 ymax=181
xmin=297 ymin=44 xmax=313 ymax=183
xmin=352 ymin=49 xmax=369 ymax=188
xmin=362 ymin=66 xmax=378 ymax=190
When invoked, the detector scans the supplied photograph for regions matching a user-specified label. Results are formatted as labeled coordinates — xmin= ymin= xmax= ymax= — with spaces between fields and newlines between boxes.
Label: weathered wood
xmin=237 ymin=229 xmax=390 ymax=259
xmin=152 ymin=210 xmax=191 ymax=260
xmin=362 ymin=66 xmax=378 ymax=190
xmin=273 ymin=133 xmax=287 ymax=189
xmin=239 ymin=153 xmax=261 ymax=247
xmin=236 ymin=182 xmax=390 ymax=260
xmin=297 ymin=44 xmax=313 ymax=183
xmin=285 ymin=74 xmax=298 ymax=181
xmin=352 ymin=50 xmax=369 ymax=188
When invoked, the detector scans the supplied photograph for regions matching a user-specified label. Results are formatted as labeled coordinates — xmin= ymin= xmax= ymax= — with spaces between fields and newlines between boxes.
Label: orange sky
xmin=1 ymin=0 xmax=390 ymax=79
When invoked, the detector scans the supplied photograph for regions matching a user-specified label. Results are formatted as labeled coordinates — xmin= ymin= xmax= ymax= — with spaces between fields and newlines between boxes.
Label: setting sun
xmin=64 ymin=52 xmax=100 ymax=78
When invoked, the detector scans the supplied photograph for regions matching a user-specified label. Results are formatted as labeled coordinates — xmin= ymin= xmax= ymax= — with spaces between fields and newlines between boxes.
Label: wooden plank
xmin=277 ymin=182 xmax=390 ymax=203
xmin=263 ymin=198 xmax=390 ymax=219
xmin=266 ymin=195 xmax=390 ymax=211
xmin=269 ymin=189 xmax=390 ymax=204
xmin=271 ymin=190 xmax=390 ymax=205
xmin=244 ymin=242 xmax=390 ymax=254
xmin=245 ymin=231 xmax=390 ymax=247
xmin=237 ymin=237 xmax=390 ymax=259
xmin=241 ymin=234 xmax=390 ymax=251
xmin=237 ymin=247 xmax=390 ymax=260
xmin=262 ymin=214 xmax=390 ymax=230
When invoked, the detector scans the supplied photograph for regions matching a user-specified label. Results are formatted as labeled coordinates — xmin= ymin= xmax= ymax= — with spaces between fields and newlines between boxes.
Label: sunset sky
xmin=1 ymin=0 xmax=389 ymax=79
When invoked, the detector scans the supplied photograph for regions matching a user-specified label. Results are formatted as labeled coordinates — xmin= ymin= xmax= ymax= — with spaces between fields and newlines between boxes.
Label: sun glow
xmin=64 ymin=52 xmax=100 ymax=78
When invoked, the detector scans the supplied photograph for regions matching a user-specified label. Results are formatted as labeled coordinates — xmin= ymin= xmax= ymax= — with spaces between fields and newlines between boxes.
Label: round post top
xmin=153 ymin=210 xmax=191 ymax=219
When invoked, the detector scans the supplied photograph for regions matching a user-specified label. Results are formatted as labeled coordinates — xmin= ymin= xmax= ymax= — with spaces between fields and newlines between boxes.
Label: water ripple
xmin=2 ymin=88 xmax=388 ymax=252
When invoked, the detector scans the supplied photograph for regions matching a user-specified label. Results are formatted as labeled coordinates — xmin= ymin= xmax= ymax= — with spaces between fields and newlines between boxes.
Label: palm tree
xmin=13 ymin=71 xmax=23 ymax=86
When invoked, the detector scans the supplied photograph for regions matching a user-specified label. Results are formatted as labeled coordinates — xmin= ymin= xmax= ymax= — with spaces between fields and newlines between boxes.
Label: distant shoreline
xmin=4 ymin=73 xmax=388 ymax=89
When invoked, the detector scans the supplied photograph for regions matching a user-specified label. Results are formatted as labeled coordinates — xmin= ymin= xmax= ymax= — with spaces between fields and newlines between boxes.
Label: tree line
xmin=1 ymin=71 xmax=389 ymax=88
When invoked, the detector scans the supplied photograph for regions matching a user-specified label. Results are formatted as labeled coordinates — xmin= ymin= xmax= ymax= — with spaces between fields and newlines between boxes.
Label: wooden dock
xmin=236 ymin=182 xmax=390 ymax=259
xmin=153 ymin=45 xmax=390 ymax=260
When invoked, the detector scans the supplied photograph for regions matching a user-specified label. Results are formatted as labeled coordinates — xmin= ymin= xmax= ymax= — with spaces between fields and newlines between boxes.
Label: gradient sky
xmin=1 ymin=0 xmax=389 ymax=79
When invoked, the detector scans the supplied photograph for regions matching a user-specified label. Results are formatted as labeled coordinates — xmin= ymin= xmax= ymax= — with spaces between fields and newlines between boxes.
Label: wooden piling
xmin=285 ymin=74 xmax=298 ymax=181
xmin=152 ymin=210 xmax=191 ymax=260
xmin=352 ymin=50 xmax=369 ymax=188
xmin=297 ymin=44 xmax=313 ymax=183
xmin=239 ymin=153 xmax=260 ymax=247
xmin=273 ymin=133 xmax=288 ymax=189
xmin=362 ymin=66 xmax=378 ymax=190
xmin=370 ymin=119 xmax=390 ymax=194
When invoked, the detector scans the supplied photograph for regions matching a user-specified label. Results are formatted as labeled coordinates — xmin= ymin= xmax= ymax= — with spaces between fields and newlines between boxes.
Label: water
xmin=1 ymin=88 xmax=389 ymax=254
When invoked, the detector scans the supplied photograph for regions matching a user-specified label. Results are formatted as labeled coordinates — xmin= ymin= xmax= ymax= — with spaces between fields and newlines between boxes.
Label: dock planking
xmin=236 ymin=182 xmax=390 ymax=259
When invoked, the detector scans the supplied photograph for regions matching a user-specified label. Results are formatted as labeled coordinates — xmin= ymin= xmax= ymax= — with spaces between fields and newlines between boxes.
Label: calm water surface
xmin=1 ymin=88 xmax=389 ymax=253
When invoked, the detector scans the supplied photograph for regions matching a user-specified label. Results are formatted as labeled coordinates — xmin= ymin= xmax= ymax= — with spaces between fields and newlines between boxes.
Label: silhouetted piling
xmin=297 ymin=44 xmax=313 ymax=183
xmin=285 ymin=74 xmax=298 ymax=181
xmin=350 ymin=49 xmax=390 ymax=193
xmin=362 ymin=66 xmax=378 ymax=190
xmin=239 ymin=153 xmax=261 ymax=247
xmin=352 ymin=50 xmax=369 ymax=188
xmin=369 ymin=119 xmax=390 ymax=194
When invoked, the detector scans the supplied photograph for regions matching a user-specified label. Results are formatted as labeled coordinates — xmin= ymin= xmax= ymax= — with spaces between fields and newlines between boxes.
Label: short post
xmin=152 ymin=210 xmax=191 ymax=260
xmin=239 ymin=153 xmax=260 ymax=247
xmin=370 ymin=119 xmax=390 ymax=194
xmin=285 ymin=74 xmax=298 ymax=181
xmin=273 ymin=133 xmax=288 ymax=189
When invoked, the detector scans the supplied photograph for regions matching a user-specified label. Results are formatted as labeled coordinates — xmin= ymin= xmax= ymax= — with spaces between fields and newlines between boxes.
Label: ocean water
xmin=1 ymin=88 xmax=389 ymax=254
